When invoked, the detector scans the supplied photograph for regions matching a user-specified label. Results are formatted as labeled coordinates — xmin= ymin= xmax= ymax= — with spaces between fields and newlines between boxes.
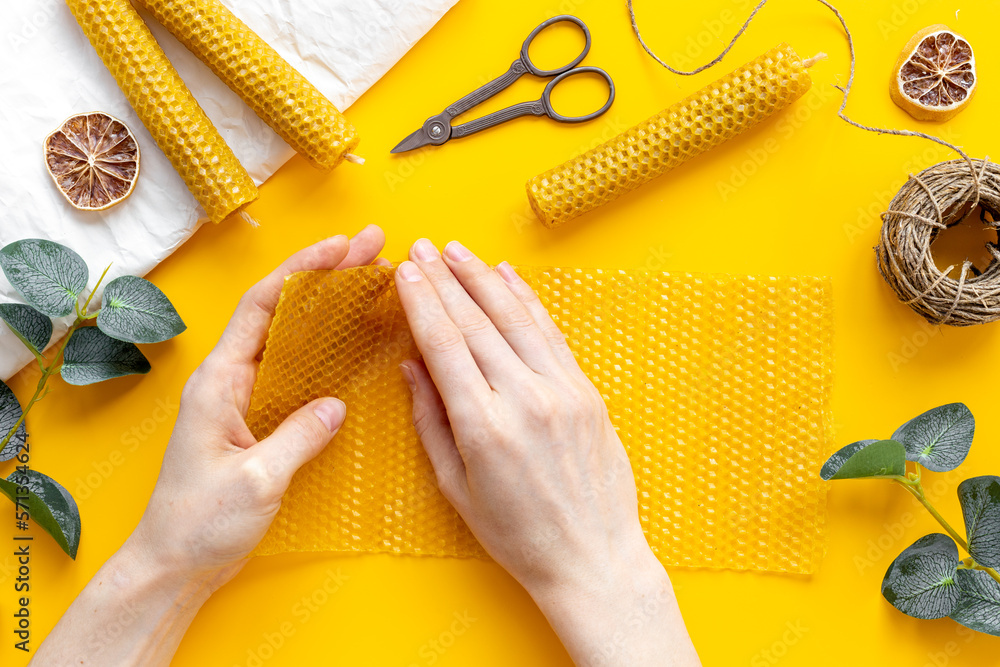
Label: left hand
xmin=128 ymin=225 xmax=388 ymax=585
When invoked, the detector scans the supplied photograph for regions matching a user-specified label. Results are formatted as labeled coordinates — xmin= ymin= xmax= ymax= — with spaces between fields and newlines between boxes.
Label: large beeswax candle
xmin=527 ymin=44 xmax=813 ymax=228
xmin=135 ymin=0 xmax=361 ymax=170
xmin=65 ymin=0 xmax=258 ymax=223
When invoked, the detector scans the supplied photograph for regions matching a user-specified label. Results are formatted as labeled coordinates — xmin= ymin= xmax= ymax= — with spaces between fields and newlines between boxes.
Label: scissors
xmin=390 ymin=15 xmax=615 ymax=154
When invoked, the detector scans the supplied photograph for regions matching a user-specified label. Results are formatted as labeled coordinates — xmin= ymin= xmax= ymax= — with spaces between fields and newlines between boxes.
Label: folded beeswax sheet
xmin=0 ymin=0 xmax=457 ymax=379
xmin=246 ymin=266 xmax=834 ymax=574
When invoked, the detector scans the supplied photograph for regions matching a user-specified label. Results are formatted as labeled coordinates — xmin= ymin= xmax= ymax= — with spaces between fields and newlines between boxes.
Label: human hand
xmin=129 ymin=225 xmax=388 ymax=585
xmin=395 ymin=239 xmax=699 ymax=666
xmin=34 ymin=227 xmax=390 ymax=667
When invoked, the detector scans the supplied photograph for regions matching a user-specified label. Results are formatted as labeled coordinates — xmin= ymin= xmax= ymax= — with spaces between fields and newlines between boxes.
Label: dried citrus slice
xmin=890 ymin=25 xmax=976 ymax=122
xmin=44 ymin=112 xmax=140 ymax=211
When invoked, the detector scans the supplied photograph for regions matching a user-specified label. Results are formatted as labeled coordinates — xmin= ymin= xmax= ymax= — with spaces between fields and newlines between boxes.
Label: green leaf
xmin=892 ymin=403 xmax=974 ymax=472
xmin=96 ymin=275 xmax=186 ymax=344
xmin=0 ymin=303 xmax=52 ymax=355
xmin=0 ymin=380 xmax=26 ymax=462
xmin=0 ymin=469 xmax=80 ymax=559
xmin=0 ymin=239 xmax=88 ymax=318
xmin=882 ymin=534 xmax=961 ymax=620
xmin=60 ymin=327 xmax=150 ymax=386
xmin=958 ymin=476 xmax=1000 ymax=569
xmin=950 ymin=568 xmax=1000 ymax=636
xmin=820 ymin=439 xmax=906 ymax=480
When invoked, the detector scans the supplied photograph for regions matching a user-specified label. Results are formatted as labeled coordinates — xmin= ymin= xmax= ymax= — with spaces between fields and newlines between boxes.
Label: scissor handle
xmin=541 ymin=66 xmax=615 ymax=123
xmin=451 ymin=66 xmax=614 ymax=139
xmin=445 ymin=59 xmax=527 ymax=120
xmin=443 ymin=15 xmax=592 ymax=121
xmin=520 ymin=14 xmax=591 ymax=77
xmin=452 ymin=101 xmax=546 ymax=139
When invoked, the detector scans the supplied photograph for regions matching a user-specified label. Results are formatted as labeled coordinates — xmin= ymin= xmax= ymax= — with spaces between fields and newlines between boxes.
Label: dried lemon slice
xmin=44 ymin=112 xmax=140 ymax=211
xmin=890 ymin=25 xmax=976 ymax=122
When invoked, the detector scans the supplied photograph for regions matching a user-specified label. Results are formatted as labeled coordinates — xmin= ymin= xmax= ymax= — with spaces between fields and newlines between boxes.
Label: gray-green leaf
xmin=891 ymin=403 xmax=974 ymax=472
xmin=959 ymin=476 xmax=1000 ymax=569
xmin=0 ymin=380 xmax=26 ymax=462
xmin=96 ymin=275 xmax=186 ymax=344
xmin=0 ymin=303 xmax=52 ymax=355
xmin=882 ymin=533 xmax=961 ymax=619
xmin=0 ymin=239 xmax=88 ymax=318
xmin=820 ymin=439 xmax=907 ymax=480
xmin=0 ymin=469 xmax=80 ymax=559
xmin=60 ymin=327 xmax=150 ymax=386
xmin=950 ymin=568 xmax=1000 ymax=636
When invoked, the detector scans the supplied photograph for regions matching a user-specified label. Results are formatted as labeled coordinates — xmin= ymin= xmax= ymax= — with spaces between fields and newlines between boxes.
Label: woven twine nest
xmin=876 ymin=159 xmax=1000 ymax=326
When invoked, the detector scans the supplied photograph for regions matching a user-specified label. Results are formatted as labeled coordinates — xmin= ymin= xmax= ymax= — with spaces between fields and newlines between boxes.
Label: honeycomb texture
xmin=527 ymin=44 xmax=812 ymax=228
xmin=246 ymin=266 xmax=834 ymax=574
xmin=135 ymin=0 xmax=360 ymax=171
xmin=65 ymin=0 xmax=257 ymax=224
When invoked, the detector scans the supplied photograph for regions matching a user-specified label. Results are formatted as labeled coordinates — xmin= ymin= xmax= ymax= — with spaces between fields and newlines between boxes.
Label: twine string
xmin=942 ymin=261 xmax=972 ymax=323
xmin=627 ymin=0 xmax=997 ymax=325
xmin=626 ymin=0 xmax=976 ymax=172
xmin=626 ymin=0 xmax=769 ymax=76
xmin=910 ymin=172 xmax=945 ymax=228
xmin=876 ymin=159 xmax=1000 ymax=326
xmin=883 ymin=210 xmax=946 ymax=230
xmin=903 ymin=263 xmax=955 ymax=305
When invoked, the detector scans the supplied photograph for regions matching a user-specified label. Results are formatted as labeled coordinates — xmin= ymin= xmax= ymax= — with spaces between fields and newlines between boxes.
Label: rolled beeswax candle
xmin=135 ymin=0 xmax=361 ymax=171
xmin=65 ymin=0 xmax=258 ymax=224
xmin=527 ymin=44 xmax=813 ymax=228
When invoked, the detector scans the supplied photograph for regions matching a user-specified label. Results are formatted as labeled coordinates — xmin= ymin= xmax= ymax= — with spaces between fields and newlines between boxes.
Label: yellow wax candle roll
xmin=135 ymin=0 xmax=361 ymax=171
xmin=526 ymin=44 xmax=815 ymax=229
xmin=65 ymin=0 xmax=258 ymax=224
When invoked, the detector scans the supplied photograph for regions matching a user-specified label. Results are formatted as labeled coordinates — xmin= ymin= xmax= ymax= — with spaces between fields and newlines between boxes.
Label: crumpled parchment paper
xmin=0 ymin=0 xmax=456 ymax=379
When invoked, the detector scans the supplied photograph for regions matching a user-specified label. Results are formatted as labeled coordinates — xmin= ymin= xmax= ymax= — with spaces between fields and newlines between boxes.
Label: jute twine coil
xmin=876 ymin=160 xmax=1000 ymax=326
xmin=629 ymin=0 xmax=995 ymax=325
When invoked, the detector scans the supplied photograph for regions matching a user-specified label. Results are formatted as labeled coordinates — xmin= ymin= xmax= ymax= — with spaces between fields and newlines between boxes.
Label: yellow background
xmin=3 ymin=0 xmax=1000 ymax=664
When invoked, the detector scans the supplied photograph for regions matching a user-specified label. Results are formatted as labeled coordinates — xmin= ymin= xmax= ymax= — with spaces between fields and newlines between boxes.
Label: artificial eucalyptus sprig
xmin=0 ymin=238 xmax=185 ymax=558
xmin=821 ymin=403 xmax=1000 ymax=636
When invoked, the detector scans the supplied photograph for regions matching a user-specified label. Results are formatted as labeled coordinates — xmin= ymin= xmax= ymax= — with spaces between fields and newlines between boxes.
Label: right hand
xmin=394 ymin=238 xmax=648 ymax=591
xmin=394 ymin=238 xmax=700 ymax=666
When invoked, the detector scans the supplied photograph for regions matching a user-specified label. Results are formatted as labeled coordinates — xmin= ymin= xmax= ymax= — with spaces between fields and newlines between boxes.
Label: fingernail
xmin=399 ymin=363 xmax=417 ymax=393
xmin=314 ymin=398 xmax=346 ymax=432
xmin=329 ymin=234 xmax=348 ymax=244
xmin=413 ymin=238 xmax=439 ymax=262
xmin=496 ymin=261 xmax=519 ymax=284
xmin=396 ymin=261 xmax=423 ymax=282
xmin=443 ymin=241 xmax=473 ymax=262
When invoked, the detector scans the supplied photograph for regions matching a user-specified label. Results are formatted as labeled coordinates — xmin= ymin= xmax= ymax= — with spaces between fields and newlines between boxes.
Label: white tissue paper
xmin=0 ymin=0 xmax=456 ymax=379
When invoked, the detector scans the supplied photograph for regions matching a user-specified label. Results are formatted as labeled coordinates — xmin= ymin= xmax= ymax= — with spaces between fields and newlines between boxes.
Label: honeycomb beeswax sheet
xmin=246 ymin=266 xmax=834 ymax=574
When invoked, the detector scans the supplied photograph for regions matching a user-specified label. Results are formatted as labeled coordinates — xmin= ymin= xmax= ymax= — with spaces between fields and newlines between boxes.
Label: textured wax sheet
xmin=246 ymin=266 xmax=834 ymax=574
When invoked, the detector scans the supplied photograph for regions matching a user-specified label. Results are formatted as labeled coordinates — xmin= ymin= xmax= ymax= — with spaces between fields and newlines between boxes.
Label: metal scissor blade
xmin=390 ymin=127 xmax=433 ymax=154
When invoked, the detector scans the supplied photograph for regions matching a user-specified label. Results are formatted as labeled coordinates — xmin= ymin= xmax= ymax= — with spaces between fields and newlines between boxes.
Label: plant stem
xmin=896 ymin=478 xmax=969 ymax=550
xmin=0 ymin=319 xmax=82 ymax=453
xmin=894 ymin=478 xmax=1000 ymax=586
xmin=80 ymin=263 xmax=112 ymax=315
xmin=1 ymin=270 xmax=110 ymax=455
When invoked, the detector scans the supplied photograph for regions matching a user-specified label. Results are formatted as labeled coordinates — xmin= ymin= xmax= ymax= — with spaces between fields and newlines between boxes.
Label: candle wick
xmin=802 ymin=53 xmax=827 ymax=68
